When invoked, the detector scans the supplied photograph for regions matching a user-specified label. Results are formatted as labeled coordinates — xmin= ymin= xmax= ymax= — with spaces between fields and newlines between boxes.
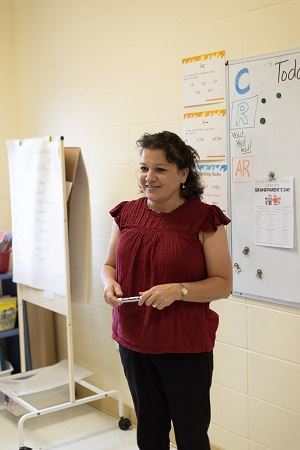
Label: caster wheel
xmin=19 ymin=447 xmax=33 ymax=450
xmin=118 ymin=416 xmax=131 ymax=430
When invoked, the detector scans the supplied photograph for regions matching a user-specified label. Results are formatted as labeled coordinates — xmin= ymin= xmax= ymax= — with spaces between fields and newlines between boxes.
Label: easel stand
xmin=0 ymin=287 xmax=130 ymax=450
xmin=0 ymin=137 xmax=131 ymax=450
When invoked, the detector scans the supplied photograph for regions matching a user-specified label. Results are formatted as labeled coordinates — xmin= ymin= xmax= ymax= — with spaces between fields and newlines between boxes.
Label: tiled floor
xmin=0 ymin=404 xmax=139 ymax=450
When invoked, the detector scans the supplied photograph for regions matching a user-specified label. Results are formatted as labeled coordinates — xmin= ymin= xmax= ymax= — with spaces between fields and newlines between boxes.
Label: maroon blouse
xmin=110 ymin=197 xmax=230 ymax=354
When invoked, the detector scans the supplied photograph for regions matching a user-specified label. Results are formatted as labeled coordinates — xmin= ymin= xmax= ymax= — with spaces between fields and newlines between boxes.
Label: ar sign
xmin=232 ymin=156 xmax=253 ymax=183
xmin=230 ymin=95 xmax=258 ymax=130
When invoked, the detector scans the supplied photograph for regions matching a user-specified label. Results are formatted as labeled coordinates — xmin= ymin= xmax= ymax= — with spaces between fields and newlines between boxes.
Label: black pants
xmin=119 ymin=344 xmax=213 ymax=450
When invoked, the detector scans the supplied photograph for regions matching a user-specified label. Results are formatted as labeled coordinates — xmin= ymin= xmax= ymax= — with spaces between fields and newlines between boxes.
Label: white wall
xmin=4 ymin=1 xmax=300 ymax=449
xmin=0 ymin=0 xmax=18 ymax=230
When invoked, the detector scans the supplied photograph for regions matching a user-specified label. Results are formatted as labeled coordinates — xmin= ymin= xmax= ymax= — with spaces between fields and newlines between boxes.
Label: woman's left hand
xmin=138 ymin=283 xmax=181 ymax=310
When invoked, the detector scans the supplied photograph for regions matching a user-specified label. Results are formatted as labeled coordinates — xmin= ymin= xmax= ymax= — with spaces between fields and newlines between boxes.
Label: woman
xmin=101 ymin=131 xmax=232 ymax=450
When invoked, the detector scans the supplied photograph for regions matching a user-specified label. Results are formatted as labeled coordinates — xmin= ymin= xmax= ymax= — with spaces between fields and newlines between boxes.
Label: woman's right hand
xmin=103 ymin=280 xmax=123 ymax=307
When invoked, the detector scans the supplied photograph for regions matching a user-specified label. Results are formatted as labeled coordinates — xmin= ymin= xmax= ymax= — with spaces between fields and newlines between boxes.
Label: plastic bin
xmin=0 ymin=251 xmax=10 ymax=273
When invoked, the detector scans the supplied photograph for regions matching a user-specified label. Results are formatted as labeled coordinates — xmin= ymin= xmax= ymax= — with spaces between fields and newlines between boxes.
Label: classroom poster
xmin=182 ymin=50 xmax=226 ymax=107
xmin=197 ymin=164 xmax=228 ymax=213
xmin=254 ymin=177 xmax=294 ymax=248
xmin=184 ymin=109 xmax=227 ymax=161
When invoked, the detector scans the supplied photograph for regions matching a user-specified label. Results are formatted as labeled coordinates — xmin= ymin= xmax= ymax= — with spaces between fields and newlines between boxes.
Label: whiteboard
xmin=7 ymin=137 xmax=67 ymax=297
xmin=228 ymin=49 xmax=300 ymax=306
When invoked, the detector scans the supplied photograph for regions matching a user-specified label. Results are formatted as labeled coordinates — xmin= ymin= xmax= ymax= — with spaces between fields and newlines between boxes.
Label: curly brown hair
xmin=136 ymin=131 xmax=204 ymax=200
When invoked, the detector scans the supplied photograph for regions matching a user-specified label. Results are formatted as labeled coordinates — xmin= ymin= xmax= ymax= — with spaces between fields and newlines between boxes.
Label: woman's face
xmin=139 ymin=149 xmax=188 ymax=207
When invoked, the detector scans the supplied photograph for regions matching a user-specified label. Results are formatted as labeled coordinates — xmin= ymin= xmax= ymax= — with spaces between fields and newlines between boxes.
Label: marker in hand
xmin=119 ymin=296 xmax=141 ymax=303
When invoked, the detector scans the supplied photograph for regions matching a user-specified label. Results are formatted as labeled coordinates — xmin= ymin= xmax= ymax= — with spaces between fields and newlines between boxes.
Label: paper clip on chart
xmin=120 ymin=296 xmax=141 ymax=303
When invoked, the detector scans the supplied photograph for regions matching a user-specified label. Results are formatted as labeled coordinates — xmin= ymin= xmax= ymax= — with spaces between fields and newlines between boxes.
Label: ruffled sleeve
xmin=109 ymin=201 xmax=127 ymax=229
xmin=201 ymin=205 xmax=231 ymax=232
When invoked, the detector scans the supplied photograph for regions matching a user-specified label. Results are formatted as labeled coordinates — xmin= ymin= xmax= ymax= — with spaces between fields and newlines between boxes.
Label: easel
xmin=0 ymin=137 xmax=131 ymax=450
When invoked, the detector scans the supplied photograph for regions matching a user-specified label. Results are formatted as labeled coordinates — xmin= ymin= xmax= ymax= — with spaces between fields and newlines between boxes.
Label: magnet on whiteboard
xmin=261 ymin=98 xmax=266 ymax=103
xmin=268 ymin=171 xmax=276 ymax=181
xmin=256 ymin=269 xmax=263 ymax=279
xmin=233 ymin=263 xmax=241 ymax=273
xmin=242 ymin=246 xmax=250 ymax=255
xmin=276 ymin=92 xmax=281 ymax=98
xmin=260 ymin=117 xmax=266 ymax=124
